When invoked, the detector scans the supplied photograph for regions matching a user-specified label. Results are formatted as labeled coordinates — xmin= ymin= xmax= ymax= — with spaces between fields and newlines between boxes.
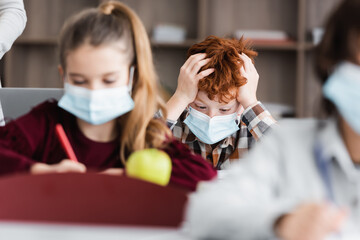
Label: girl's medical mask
xmin=323 ymin=61 xmax=360 ymax=134
xmin=58 ymin=67 xmax=135 ymax=125
xmin=184 ymin=106 xmax=240 ymax=144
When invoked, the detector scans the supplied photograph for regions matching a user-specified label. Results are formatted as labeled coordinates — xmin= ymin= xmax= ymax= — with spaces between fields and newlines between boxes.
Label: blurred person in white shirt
xmin=0 ymin=0 xmax=26 ymax=124
xmin=185 ymin=0 xmax=360 ymax=239
xmin=0 ymin=0 xmax=26 ymax=59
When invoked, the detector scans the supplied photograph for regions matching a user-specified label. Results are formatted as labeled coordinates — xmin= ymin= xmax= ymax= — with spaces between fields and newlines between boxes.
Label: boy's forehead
xmin=195 ymin=91 xmax=237 ymax=106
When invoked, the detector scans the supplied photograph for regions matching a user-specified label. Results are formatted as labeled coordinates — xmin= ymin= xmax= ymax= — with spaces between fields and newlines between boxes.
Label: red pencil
xmin=55 ymin=124 xmax=79 ymax=162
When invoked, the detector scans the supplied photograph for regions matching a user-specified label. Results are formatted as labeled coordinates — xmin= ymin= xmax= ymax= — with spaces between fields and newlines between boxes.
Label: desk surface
xmin=2 ymin=222 xmax=358 ymax=240
xmin=0 ymin=222 xmax=191 ymax=240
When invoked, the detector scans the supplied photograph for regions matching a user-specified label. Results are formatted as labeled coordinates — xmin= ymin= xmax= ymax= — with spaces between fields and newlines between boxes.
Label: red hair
xmin=188 ymin=35 xmax=257 ymax=103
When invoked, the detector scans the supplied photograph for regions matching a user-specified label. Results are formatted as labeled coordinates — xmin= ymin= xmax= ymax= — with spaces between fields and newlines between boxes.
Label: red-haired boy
xmin=165 ymin=36 xmax=276 ymax=169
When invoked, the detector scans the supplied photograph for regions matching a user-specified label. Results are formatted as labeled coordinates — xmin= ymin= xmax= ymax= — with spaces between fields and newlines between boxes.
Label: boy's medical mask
xmin=323 ymin=61 xmax=360 ymax=134
xmin=184 ymin=106 xmax=240 ymax=144
xmin=58 ymin=66 xmax=135 ymax=125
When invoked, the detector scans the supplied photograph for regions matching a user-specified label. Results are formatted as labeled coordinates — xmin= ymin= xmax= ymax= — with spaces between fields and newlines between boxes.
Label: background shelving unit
xmin=0 ymin=0 xmax=343 ymax=117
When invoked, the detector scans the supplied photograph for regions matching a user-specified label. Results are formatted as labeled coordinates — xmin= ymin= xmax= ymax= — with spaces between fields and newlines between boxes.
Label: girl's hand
xmin=275 ymin=202 xmax=347 ymax=240
xmin=30 ymin=159 xmax=87 ymax=174
xmin=237 ymin=53 xmax=259 ymax=109
xmin=166 ymin=53 xmax=214 ymax=121
xmin=99 ymin=168 xmax=124 ymax=176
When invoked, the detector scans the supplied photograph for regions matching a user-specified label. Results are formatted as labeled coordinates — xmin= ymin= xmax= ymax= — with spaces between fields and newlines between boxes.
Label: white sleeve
xmin=0 ymin=0 xmax=27 ymax=59
xmin=184 ymin=128 xmax=297 ymax=240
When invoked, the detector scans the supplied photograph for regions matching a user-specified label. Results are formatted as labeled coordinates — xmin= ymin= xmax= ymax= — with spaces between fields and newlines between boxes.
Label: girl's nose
xmin=88 ymin=81 xmax=102 ymax=90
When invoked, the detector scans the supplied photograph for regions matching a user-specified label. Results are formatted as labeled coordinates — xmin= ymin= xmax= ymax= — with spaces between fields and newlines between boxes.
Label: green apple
xmin=126 ymin=148 xmax=172 ymax=186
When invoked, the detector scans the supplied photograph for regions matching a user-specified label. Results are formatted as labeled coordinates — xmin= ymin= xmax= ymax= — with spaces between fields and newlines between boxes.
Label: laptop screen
xmin=0 ymin=88 xmax=64 ymax=121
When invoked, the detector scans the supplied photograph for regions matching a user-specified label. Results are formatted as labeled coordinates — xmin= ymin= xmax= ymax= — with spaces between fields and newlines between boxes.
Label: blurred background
xmin=0 ymin=0 xmax=343 ymax=118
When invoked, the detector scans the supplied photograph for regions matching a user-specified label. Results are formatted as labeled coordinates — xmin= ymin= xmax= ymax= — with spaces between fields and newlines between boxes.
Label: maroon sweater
xmin=0 ymin=101 xmax=216 ymax=191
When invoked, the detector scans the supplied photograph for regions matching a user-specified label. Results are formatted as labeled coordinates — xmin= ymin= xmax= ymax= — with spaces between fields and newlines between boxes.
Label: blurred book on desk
xmin=152 ymin=24 xmax=187 ymax=43
xmin=234 ymin=29 xmax=289 ymax=40
xmin=234 ymin=29 xmax=291 ymax=44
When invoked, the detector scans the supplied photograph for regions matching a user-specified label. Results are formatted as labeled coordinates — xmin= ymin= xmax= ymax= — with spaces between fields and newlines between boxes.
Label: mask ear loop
xmin=128 ymin=66 xmax=135 ymax=95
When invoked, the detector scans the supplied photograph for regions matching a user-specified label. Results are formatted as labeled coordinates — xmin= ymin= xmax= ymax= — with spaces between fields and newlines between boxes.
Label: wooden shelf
xmin=151 ymin=38 xmax=299 ymax=51
xmin=251 ymin=40 xmax=298 ymax=51
xmin=14 ymin=37 xmax=300 ymax=51
xmin=151 ymin=39 xmax=198 ymax=48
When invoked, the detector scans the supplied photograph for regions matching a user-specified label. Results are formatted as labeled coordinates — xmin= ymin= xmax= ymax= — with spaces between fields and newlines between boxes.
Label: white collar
xmin=317 ymin=118 xmax=360 ymax=182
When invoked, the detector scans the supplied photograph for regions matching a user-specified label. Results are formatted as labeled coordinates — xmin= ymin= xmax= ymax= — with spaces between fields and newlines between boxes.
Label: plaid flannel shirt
xmin=167 ymin=102 xmax=276 ymax=169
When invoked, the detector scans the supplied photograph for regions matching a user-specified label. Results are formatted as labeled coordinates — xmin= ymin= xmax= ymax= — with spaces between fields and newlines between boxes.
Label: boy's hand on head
xmin=175 ymin=53 xmax=214 ymax=105
xmin=237 ymin=53 xmax=259 ymax=109
xmin=275 ymin=202 xmax=348 ymax=240
xmin=30 ymin=159 xmax=87 ymax=174
xmin=165 ymin=53 xmax=214 ymax=121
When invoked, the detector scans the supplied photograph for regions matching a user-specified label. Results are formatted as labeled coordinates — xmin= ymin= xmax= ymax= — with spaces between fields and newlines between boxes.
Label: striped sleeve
xmin=241 ymin=102 xmax=277 ymax=141
xmin=154 ymin=110 xmax=178 ymax=130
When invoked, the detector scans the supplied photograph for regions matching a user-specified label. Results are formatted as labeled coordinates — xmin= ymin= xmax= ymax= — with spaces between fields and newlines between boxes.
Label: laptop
xmin=0 ymin=88 xmax=64 ymax=120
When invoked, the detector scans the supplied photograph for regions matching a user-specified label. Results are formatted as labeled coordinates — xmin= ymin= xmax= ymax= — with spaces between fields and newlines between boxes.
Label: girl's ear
xmin=58 ymin=65 xmax=64 ymax=80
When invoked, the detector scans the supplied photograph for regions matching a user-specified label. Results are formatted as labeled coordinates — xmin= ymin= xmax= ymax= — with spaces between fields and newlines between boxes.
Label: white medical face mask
xmin=184 ymin=107 xmax=240 ymax=144
xmin=58 ymin=66 xmax=135 ymax=125
xmin=323 ymin=61 xmax=360 ymax=134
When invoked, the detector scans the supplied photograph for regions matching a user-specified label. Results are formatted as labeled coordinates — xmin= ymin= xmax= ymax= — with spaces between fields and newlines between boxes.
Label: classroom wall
xmin=0 ymin=0 xmax=343 ymax=117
